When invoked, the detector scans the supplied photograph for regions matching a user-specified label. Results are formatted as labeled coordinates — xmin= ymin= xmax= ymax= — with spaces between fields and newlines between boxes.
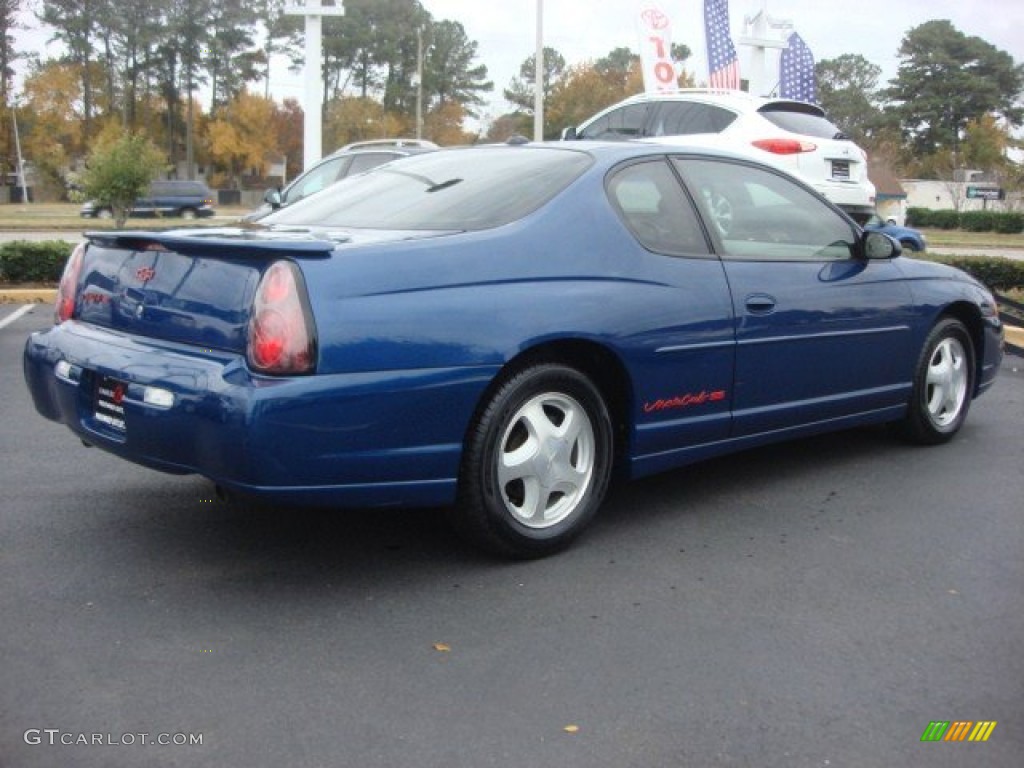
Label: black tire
xmin=896 ymin=317 xmax=975 ymax=445
xmin=452 ymin=364 xmax=614 ymax=558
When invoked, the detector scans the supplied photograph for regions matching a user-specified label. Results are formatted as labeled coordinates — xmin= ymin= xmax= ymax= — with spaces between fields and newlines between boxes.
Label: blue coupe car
xmin=24 ymin=142 xmax=1003 ymax=557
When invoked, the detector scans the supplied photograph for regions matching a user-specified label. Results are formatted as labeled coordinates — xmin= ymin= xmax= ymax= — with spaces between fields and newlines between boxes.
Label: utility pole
xmin=11 ymin=100 xmax=30 ymax=204
xmin=416 ymin=27 xmax=424 ymax=140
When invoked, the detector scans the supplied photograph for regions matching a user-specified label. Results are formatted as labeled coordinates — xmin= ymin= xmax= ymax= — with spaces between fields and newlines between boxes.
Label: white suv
xmin=563 ymin=89 xmax=875 ymax=223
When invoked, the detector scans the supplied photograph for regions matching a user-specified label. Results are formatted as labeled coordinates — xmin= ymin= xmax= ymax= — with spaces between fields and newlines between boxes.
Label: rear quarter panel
xmin=298 ymin=176 xmax=737 ymax=456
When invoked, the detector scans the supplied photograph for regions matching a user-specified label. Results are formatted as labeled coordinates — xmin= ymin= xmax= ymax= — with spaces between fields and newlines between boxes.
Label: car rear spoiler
xmin=83 ymin=228 xmax=347 ymax=259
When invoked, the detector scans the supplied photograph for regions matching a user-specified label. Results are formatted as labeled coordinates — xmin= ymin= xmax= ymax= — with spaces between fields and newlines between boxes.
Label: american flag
xmin=780 ymin=32 xmax=817 ymax=103
xmin=704 ymin=0 xmax=740 ymax=89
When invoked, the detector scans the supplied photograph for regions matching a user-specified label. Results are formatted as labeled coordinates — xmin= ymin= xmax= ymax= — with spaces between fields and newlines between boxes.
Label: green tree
xmin=885 ymin=20 xmax=1024 ymax=155
xmin=78 ymin=130 xmax=168 ymax=227
xmin=39 ymin=0 xmax=101 ymax=139
xmin=423 ymin=19 xmax=492 ymax=116
xmin=504 ymin=47 xmax=566 ymax=114
xmin=159 ymin=0 xmax=212 ymax=174
xmin=815 ymin=54 xmax=884 ymax=142
xmin=205 ymin=0 xmax=263 ymax=110
xmin=109 ymin=0 xmax=165 ymax=130
xmin=322 ymin=0 xmax=427 ymax=104
xmin=595 ymin=46 xmax=638 ymax=80
xmin=257 ymin=0 xmax=302 ymax=99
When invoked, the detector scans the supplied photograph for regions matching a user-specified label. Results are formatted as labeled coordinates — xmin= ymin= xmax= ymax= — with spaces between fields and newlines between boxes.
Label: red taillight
xmin=55 ymin=242 xmax=86 ymax=324
xmin=247 ymin=261 xmax=316 ymax=375
xmin=751 ymin=138 xmax=817 ymax=155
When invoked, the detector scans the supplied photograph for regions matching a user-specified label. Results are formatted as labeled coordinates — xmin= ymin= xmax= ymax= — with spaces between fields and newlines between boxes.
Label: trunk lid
xmin=71 ymin=226 xmax=449 ymax=352
xmin=73 ymin=228 xmax=342 ymax=352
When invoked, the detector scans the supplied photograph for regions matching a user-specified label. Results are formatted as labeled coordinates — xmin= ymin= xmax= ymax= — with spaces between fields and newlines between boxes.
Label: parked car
xmin=247 ymin=139 xmax=439 ymax=220
xmin=26 ymin=142 xmax=1002 ymax=558
xmin=80 ymin=180 xmax=215 ymax=219
xmin=563 ymin=88 xmax=876 ymax=223
xmin=864 ymin=213 xmax=927 ymax=252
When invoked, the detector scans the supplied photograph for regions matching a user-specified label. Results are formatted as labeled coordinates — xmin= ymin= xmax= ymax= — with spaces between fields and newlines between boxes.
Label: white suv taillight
xmin=55 ymin=242 xmax=86 ymax=324
xmin=752 ymin=138 xmax=817 ymax=155
xmin=247 ymin=260 xmax=317 ymax=375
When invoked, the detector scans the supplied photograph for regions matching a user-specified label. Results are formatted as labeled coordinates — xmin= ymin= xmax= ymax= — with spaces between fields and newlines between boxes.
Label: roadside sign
xmin=966 ymin=186 xmax=1004 ymax=200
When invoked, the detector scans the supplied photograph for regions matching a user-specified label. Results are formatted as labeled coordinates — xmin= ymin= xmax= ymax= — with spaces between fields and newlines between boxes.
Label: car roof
xmin=467 ymin=138 xmax=779 ymax=170
xmin=298 ymin=143 xmax=437 ymax=174
xmin=331 ymin=138 xmax=440 ymax=156
xmin=596 ymin=88 xmax=825 ymax=116
xmin=339 ymin=138 xmax=440 ymax=150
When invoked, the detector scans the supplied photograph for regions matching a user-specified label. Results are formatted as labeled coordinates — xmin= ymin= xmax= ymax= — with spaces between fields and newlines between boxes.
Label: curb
xmin=1006 ymin=324 xmax=1024 ymax=351
xmin=0 ymin=289 xmax=57 ymax=304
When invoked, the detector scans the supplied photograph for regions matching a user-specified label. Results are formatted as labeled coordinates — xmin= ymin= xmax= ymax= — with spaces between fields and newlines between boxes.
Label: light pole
xmin=11 ymin=98 xmax=29 ymax=204
xmin=534 ymin=0 xmax=544 ymax=141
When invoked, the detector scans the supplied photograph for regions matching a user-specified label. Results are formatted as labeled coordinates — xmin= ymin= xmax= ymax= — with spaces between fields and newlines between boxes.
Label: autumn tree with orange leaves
xmin=205 ymin=90 xmax=279 ymax=188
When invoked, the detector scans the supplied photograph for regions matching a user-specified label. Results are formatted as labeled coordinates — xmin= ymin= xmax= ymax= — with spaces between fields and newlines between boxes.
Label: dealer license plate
xmin=94 ymin=375 xmax=128 ymax=432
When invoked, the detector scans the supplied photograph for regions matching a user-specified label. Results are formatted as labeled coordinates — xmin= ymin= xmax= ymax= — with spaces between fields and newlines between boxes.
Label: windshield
xmin=262 ymin=146 xmax=594 ymax=231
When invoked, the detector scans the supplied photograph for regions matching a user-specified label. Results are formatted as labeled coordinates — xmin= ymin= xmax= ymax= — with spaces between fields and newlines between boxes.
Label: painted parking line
xmin=0 ymin=304 xmax=35 ymax=330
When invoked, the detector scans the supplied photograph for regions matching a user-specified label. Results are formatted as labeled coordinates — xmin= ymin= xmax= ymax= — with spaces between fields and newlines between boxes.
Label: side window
xmin=580 ymin=104 xmax=649 ymax=140
xmin=675 ymin=158 xmax=857 ymax=261
xmin=345 ymin=152 xmax=395 ymax=176
xmin=283 ymin=156 xmax=349 ymax=205
xmin=608 ymin=160 xmax=710 ymax=257
xmin=651 ymin=103 xmax=738 ymax=136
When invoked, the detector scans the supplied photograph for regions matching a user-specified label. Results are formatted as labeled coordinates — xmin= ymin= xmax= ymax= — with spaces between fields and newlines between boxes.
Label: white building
xmin=901 ymin=170 xmax=1019 ymax=214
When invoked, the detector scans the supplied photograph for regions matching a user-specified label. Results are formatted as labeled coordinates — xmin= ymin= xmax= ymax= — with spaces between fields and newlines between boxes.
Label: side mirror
xmin=263 ymin=188 xmax=282 ymax=208
xmin=560 ymin=125 xmax=578 ymax=141
xmin=863 ymin=231 xmax=900 ymax=260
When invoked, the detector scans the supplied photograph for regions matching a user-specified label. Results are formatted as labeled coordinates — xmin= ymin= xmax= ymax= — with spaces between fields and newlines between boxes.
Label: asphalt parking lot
xmin=2 ymin=304 xmax=1022 ymax=768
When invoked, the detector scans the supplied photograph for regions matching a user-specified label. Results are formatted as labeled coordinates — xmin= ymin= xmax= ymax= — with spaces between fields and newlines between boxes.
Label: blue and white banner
xmin=780 ymin=32 xmax=817 ymax=103
xmin=704 ymin=0 xmax=740 ymax=89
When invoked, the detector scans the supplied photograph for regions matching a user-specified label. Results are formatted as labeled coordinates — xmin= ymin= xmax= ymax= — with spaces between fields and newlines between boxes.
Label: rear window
xmin=263 ymin=147 xmax=594 ymax=231
xmin=758 ymin=103 xmax=849 ymax=140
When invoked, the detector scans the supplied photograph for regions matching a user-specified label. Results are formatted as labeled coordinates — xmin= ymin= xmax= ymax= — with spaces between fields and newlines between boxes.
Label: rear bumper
xmin=24 ymin=321 xmax=495 ymax=508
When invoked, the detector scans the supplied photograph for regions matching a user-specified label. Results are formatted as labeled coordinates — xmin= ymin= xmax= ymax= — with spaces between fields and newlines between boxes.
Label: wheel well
xmin=938 ymin=302 xmax=986 ymax=394
xmin=476 ymin=340 xmax=633 ymax=466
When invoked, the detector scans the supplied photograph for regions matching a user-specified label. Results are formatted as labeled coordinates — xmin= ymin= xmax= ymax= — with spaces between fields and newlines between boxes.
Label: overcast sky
xmin=411 ymin=0 xmax=1024 ymax=127
xmin=13 ymin=0 xmax=1024 ymax=130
